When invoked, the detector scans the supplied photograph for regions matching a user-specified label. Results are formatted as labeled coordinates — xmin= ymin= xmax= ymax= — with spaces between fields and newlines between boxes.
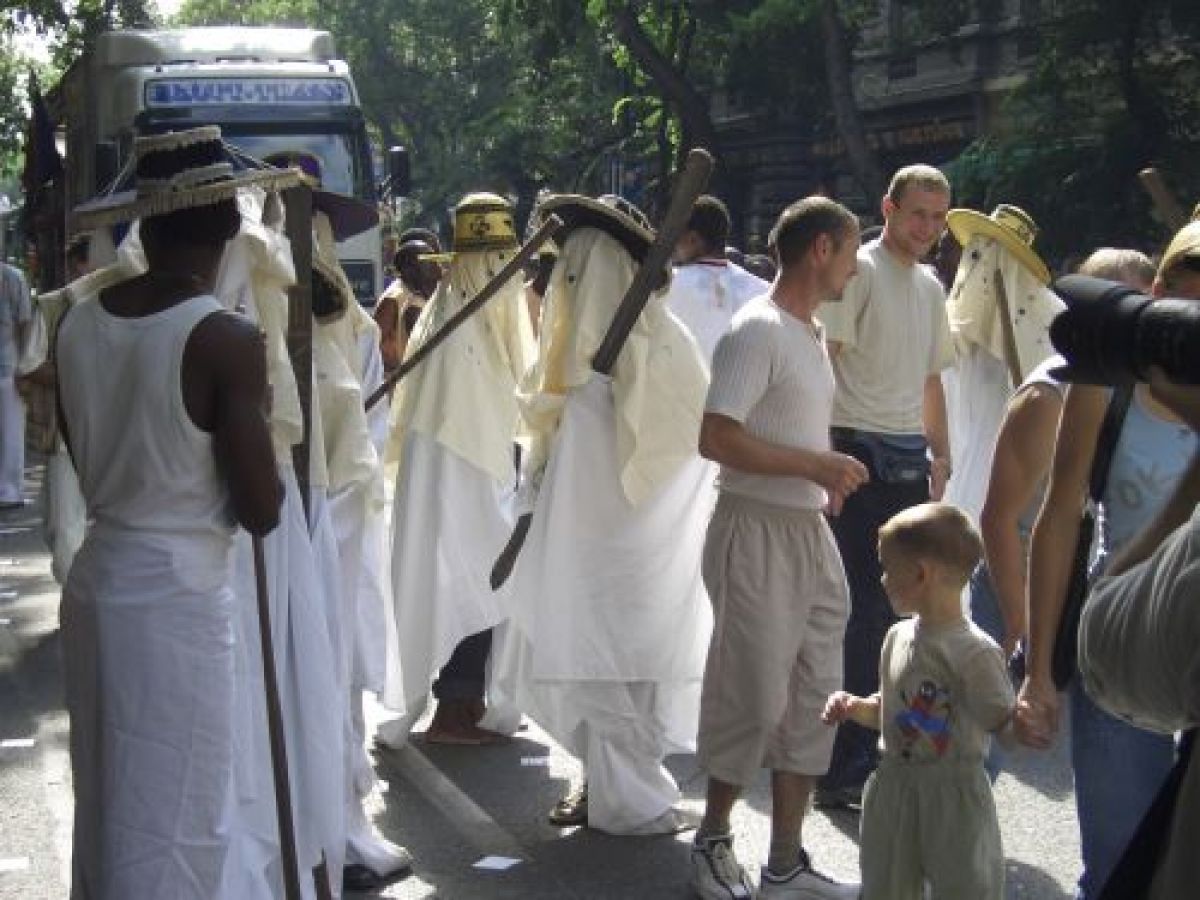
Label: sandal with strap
xmin=547 ymin=783 xmax=588 ymax=827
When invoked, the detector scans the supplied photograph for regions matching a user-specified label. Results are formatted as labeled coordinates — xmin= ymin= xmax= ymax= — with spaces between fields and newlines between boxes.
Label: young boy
xmin=823 ymin=502 xmax=1015 ymax=900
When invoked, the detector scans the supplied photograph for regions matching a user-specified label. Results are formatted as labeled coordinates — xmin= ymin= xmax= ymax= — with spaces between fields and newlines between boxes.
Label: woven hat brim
xmin=313 ymin=189 xmax=379 ymax=241
xmin=946 ymin=208 xmax=1050 ymax=284
xmin=537 ymin=194 xmax=656 ymax=267
xmin=72 ymin=168 xmax=301 ymax=232
xmin=312 ymin=257 xmax=356 ymax=321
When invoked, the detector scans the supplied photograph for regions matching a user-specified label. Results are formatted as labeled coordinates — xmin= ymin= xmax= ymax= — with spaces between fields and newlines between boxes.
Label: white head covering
xmin=386 ymin=241 xmax=535 ymax=484
xmin=520 ymin=227 xmax=708 ymax=506
xmin=213 ymin=187 xmax=304 ymax=461
xmin=947 ymin=234 xmax=1063 ymax=382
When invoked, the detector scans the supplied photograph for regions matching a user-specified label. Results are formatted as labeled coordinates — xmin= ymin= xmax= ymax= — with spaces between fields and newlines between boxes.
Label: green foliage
xmin=178 ymin=0 xmax=630 ymax=225
xmin=24 ymin=0 xmax=1196 ymax=255
xmin=0 ymin=38 xmax=24 ymax=178
xmin=947 ymin=0 xmax=1200 ymax=266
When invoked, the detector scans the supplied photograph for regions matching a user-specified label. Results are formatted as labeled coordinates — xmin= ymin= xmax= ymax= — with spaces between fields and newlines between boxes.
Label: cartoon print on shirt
xmin=895 ymin=679 xmax=953 ymax=759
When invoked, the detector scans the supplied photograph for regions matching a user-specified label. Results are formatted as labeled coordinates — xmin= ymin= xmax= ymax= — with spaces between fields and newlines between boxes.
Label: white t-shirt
xmin=664 ymin=259 xmax=767 ymax=363
xmin=1079 ymin=503 xmax=1200 ymax=900
xmin=879 ymin=617 xmax=1015 ymax=765
xmin=705 ymin=296 xmax=835 ymax=510
xmin=820 ymin=240 xmax=954 ymax=433
xmin=1080 ymin=504 xmax=1200 ymax=734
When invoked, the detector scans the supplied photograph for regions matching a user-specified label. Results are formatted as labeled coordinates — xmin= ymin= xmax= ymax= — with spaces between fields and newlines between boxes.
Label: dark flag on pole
xmin=22 ymin=72 xmax=64 ymax=193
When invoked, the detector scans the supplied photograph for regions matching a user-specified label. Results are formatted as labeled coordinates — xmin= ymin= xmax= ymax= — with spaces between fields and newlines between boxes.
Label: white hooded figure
xmin=211 ymin=188 xmax=349 ymax=899
xmin=306 ymin=205 xmax=414 ymax=888
xmin=377 ymin=192 xmax=536 ymax=747
xmin=941 ymin=204 xmax=1062 ymax=524
xmin=30 ymin=237 xmax=146 ymax=584
xmin=488 ymin=195 xmax=715 ymax=835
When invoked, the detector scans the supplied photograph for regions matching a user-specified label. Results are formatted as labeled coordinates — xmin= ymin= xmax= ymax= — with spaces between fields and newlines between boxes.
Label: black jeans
xmin=432 ymin=628 xmax=493 ymax=702
xmin=820 ymin=436 xmax=929 ymax=792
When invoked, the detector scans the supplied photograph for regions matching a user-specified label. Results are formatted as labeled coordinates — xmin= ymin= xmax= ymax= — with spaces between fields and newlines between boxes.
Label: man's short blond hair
xmin=887 ymin=165 xmax=951 ymax=203
xmin=1076 ymin=248 xmax=1156 ymax=290
xmin=879 ymin=502 xmax=982 ymax=584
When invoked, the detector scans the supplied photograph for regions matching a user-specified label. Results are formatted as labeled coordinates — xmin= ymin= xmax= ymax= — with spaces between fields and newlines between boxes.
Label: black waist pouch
xmin=833 ymin=429 xmax=929 ymax=485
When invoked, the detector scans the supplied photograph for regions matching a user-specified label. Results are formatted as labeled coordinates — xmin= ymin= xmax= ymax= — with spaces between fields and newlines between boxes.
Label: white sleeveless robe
xmin=58 ymin=294 xmax=239 ymax=899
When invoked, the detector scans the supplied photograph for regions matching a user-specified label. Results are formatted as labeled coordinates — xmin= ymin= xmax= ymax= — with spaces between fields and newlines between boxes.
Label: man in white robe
xmin=664 ymin=194 xmax=767 ymax=363
xmin=489 ymin=194 xmax=714 ymax=835
xmin=308 ymin=208 xmax=413 ymax=889
xmin=378 ymin=192 xmax=535 ymax=747
xmin=213 ymin=190 xmax=351 ymax=899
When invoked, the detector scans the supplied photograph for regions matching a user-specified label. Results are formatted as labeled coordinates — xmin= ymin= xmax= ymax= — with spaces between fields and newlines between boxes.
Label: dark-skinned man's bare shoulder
xmin=183 ymin=308 xmax=282 ymax=536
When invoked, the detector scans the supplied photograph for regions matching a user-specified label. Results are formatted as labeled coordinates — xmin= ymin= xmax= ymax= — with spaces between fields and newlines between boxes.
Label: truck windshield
xmin=222 ymin=131 xmax=361 ymax=199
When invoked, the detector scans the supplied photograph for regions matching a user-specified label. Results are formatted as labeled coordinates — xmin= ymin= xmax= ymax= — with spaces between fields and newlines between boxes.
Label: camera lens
xmin=1050 ymin=276 xmax=1150 ymax=385
xmin=1133 ymin=298 xmax=1200 ymax=385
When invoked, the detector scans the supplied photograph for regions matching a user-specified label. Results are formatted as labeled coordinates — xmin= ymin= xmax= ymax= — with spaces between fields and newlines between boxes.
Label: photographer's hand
xmin=1015 ymin=674 xmax=1058 ymax=749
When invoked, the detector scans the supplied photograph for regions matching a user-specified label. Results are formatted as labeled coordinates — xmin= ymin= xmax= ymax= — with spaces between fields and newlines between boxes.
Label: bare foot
xmin=425 ymin=700 xmax=510 ymax=745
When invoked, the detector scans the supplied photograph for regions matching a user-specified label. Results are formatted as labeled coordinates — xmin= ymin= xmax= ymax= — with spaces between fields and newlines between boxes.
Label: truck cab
xmin=63 ymin=27 xmax=381 ymax=304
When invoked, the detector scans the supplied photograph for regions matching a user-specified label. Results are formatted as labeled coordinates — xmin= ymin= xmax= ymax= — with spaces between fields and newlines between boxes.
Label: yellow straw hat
xmin=1158 ymin=220 xmax=1200 ymax=281
xmin=946 ymin=204 xmax=1051 ymax=284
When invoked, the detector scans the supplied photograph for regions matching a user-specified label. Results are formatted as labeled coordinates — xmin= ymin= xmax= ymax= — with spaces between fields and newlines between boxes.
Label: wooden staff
xmin=363 ymin=214 xmax=564 ymax=411
xmin=592 ymin=148 xmax=715 ymax=374
xmin=1138 ymin=168 xmax=1188 ymax=233
xmin=252 ymin=535 xmax=304 ymax=900
xmin=993 ymin=268 xmax=1024 ymax=389
xmin=278 ymin=183 xmax=335 ymax=900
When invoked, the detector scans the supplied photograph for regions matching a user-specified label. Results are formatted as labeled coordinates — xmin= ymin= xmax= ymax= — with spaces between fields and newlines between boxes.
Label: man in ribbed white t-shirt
xmin=689 ymin=197 xmax=868 ymax=900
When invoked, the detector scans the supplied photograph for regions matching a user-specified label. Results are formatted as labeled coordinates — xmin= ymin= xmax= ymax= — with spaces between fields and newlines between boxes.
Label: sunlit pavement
xmin=1 ymin=457 xmax=1080 ymax=899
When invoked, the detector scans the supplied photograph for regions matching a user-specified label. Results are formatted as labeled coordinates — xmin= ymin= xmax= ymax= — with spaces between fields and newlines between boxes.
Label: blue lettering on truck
xmin=146 ymin=78 xmax=352 ymax=106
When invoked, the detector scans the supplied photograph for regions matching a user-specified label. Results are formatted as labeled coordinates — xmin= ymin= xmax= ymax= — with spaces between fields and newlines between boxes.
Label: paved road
xmin=1 ymin=459 xmax=1082 ymax=899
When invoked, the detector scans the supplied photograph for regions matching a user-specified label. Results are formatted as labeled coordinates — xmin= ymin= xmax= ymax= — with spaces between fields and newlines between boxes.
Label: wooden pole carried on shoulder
xmin=489 ymin=148 xmax=714 ymax=590
xmin=363 ymin=213 xmax=564 ymax=411
xmin=278 ymin=183 xmax=335 ymax=900
xmin=993 ymin=268 xmax=1024 ymax=390
xmin=592 ymin=147 xmax=714 ymax=374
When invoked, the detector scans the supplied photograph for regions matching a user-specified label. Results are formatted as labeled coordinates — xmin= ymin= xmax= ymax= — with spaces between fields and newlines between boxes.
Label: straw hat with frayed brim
xmin=263 ymin=150 xmax=378 ymax=241
xmin=536 ymin=193 xmax=664 ymax=278
xmin=946 ymin=204 xmax=1051 ymax=285
xmin=72 ymin=126 xmax=301 ymax=232
xmin=312 ymin=211 xmax=357 ymax=322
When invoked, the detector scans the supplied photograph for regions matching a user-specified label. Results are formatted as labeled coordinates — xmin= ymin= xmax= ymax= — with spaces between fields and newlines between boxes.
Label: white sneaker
xmin=690 ymin=835 xmax=755 ymax=899
xmin=758 ymin=851 xmax=859 ymax=899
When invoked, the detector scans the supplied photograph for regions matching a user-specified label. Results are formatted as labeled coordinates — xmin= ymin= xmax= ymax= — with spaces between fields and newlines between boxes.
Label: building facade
xmin=716 ymin=1 xmax=1045 ymax=250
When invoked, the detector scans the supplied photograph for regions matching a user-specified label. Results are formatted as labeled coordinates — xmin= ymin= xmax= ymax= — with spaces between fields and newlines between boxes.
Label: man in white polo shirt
xmin=815 ymin=164 xmax=955 ymax=808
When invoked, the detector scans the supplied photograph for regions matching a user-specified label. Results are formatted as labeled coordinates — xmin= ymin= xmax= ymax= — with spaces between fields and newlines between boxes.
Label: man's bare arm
xmin=194 ymin=314 xmax=282 ymax=536
xmin=699 ymin=412 xmax=867 ymax=501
